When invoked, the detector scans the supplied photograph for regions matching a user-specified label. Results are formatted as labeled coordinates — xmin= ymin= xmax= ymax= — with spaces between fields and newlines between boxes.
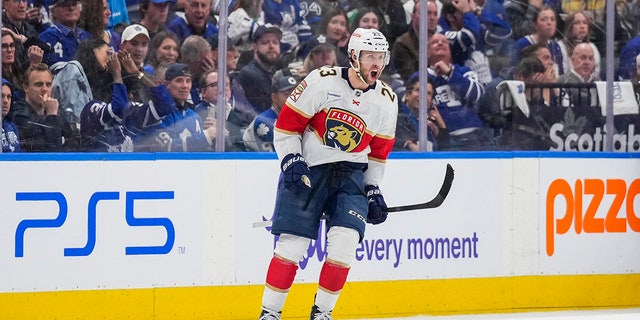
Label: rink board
xmin=0 ymin=152 xmax=638 ymax=319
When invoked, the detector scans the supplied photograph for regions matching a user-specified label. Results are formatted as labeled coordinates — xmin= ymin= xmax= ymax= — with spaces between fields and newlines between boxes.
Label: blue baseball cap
xmin=2 ymin=78 xmax=13 ymax=89
xmin=251 ymin=24 xmax=282 ymax=43
xmin=165 ymin=63 xmax=191 ymax=81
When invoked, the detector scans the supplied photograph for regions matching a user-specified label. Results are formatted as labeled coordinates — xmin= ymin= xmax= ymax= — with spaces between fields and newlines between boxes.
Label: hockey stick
xmin=252 ymin=163 xmax=454 ymax=228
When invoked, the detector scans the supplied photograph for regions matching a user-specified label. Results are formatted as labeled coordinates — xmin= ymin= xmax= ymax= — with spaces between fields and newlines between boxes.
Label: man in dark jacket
xmin=12 ymin=63 xmax=78 ymax=152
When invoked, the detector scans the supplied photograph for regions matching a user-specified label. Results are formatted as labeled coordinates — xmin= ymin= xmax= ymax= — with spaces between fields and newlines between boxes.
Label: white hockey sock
xmin=314 ymin=289 xmax=339 ymax=312
xmin=262 ymin=286 xmax=288 ymax=312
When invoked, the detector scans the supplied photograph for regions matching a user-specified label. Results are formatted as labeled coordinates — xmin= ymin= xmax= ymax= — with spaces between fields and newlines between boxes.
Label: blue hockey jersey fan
xmin=80 ymin=82 xmax=174 ymax=152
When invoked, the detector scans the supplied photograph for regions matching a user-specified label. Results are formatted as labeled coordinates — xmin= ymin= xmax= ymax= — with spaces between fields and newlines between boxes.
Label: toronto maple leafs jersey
xmin=243 ymin=107 xmax=278 ymax=152
xmin=428 ymin=65 xmax=485 ymax=133
xmin=39 ymin=22 xmax=91 ymax=65
xmin=2 ymin=118 xmax=21 ymax=152
xmin=274 ymin=66 xmax=397 ymax=186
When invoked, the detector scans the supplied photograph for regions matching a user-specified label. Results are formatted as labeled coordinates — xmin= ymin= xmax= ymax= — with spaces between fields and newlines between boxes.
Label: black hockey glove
xmin=365 ymin=185 xmax=388 ymax=224
xmin=281 ymin=153 xmax=312 ymax=191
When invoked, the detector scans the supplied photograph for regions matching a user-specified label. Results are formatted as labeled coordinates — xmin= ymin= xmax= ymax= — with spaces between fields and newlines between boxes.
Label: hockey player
xmin=257 ymin=28 xmax=397 ymax=320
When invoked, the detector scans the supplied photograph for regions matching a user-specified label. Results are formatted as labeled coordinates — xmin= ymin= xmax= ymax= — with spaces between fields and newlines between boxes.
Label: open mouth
xmin=370 ymin=70 xmax=379 ymax=79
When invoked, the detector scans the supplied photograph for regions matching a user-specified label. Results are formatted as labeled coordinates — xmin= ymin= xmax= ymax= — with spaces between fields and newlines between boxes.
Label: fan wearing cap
xmin=298 ymin=33 xmax=338 ymax=78
xmin=242 ymin=70 xmax=298 ymax=152
xmin=165 ymin=0 xmax=218 ymax=45
xmin=141 ymin=63 xmax=216 ymax=151
xmin=1 ymin=78 xmax=21 ymax=152
xmin=118 ymin=24 xmax=152 ymax=102
xmin=39 ymin=0 xmax=91 ymax=65
xmin=207 ymin=34 xmax=241 ymax=74
xmin=256 ymin=28 xmax=397 ymax=320
xmin=139 ymin=0 xmax=176 ymax=40
xmin=234 ymin=24 xmax=282 ymax=114
xmin=121 ymin=24 xmax=150 ymax=69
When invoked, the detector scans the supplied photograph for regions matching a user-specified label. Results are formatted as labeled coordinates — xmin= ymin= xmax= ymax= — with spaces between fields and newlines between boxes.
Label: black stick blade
xmin=386 ymin=163 xmax=454 ymax=212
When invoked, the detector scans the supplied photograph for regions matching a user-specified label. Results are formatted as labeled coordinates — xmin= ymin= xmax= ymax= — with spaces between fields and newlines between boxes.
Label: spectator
xmin=348 ymin=0 xmax=408 ymax=47
xmin=179 ymin=35 xmax=215 ymax=104
xmin=12 ymin=63 xmax=78 ymax=151
xmin=143 ymin=30 xmax=180 ymax=76
xmin=391 ymin=0 xmax=421 ymax=81
xmin=510 ymin=5 xmax=564 ymax=75
xmin=426 ymin=0 xmax=441 ymax=37
xmin=558 ymin=42 xmax=599 ymax=107
xmin=262 ymin=0 xmax=312 ymax=54
xmin=121 ymin=24 xmax=150 ymax=69
xmin=298 ymin=34 xmax=338 ymax=78
xmin=299 ymin=0 xmax=349 ymax=33
xmin=558 ymin=11 xmax=601 ymax=80
xmin=193 ymin=70 xmax=247 ymax=151
xmin=208 ymin=34 xmax=241 ymax=74
xmin=26 ymin=0 xmax=50 ymax=33
xmin=439 ymin=0 xmax=492 ymax=84
xmin=617 ymin=36 xmax=640 ymax=80
xmin=39 ymin=0 xmax=91 ymax=65
xmin=79 ymin=49 xmax=132 ymax=151
xmin=235 ymin=24 xmax=282 ymax=115
xmin=2 ymin=0 xmax=43 ymax=66
xmin=470 ymin=0 xmax=513 ymax=76
xmin=166 ymin=0 xmax=219 ymax=44
xmin=107 ymin=0 xmax=130 ymax=30
xmin=315 ymin=6 xmax=350 ymax=67
xmin=427 ymin=33 xmax=489 ymax=150
xmin=79 ymin=0 xmax=121 ymax=52
xmin=242 ymin=70 xmax=298 ymax=151
xmin=119 ymin=24 xmax=152 ymax=103
xmin=504 ymin=0 xmax=547 ymax=40
xmin=74 ymin=38 xmax=114 ymax=103
xmin=395 ymin=74 xmax=448 ymax=151
xmin=1 ymin=78 xmax=21 ymax=152
xmin=2 ymin=31 xmax=25 ymax=100
xmin=520 ymin=43 xmax=561 ymax=106
xmin=500 ymin=57 xmax=563 ymax=150
xmin=561 ymin=0 xmax=604 ymax=27
xmin=138 ymin=0 xmax=176 ymax=40
xmin=141 ymin=63 xmax=217 ymax=151
xmin=349 ymin=6 xmax=385 ymax=34
xmin=227 ymin=0 xmax=264 ymax=53
xmin=80 ymin=50 xmax=173 ymax=151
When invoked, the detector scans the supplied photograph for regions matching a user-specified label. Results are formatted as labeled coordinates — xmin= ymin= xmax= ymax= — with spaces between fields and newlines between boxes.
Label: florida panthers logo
xmin=324 ymin=108 xmax=365 ymax=152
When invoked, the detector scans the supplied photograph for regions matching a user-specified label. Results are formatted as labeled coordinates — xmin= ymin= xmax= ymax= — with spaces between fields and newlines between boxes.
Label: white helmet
xmin=347 ymin=28 xmax=390 ymax=66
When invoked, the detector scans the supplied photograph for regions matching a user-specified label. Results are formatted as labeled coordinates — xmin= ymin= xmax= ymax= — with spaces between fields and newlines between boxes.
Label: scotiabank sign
xmin=545 ymin=177 xmax=640 ymax=256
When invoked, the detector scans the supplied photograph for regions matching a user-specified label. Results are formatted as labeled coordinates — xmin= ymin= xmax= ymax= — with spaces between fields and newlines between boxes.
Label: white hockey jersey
xmin=274 ymin=66 xmax=398 ymax=186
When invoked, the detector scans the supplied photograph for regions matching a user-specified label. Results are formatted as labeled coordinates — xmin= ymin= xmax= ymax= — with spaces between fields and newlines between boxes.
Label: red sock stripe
xmin=265 ymin=256 xmax=298 ymax=290
xmin=318 ymin=261 xmax=350 ymax=292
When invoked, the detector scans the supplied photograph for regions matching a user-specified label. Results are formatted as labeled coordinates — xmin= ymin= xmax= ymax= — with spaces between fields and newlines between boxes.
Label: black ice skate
xmin=309 ymin=305 xmax=332 ymax=320
xmin=258 ymin=307 xmax=281 ymax=320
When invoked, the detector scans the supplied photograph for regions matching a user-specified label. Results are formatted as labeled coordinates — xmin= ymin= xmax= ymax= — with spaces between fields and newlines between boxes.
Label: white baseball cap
xmin=121 ymin=24 xmax=150 ymax=44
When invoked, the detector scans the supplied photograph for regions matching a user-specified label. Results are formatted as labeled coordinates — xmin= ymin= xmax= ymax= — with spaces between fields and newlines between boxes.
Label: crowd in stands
xmin=1 ymin=0 xmax=639 ymax=153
